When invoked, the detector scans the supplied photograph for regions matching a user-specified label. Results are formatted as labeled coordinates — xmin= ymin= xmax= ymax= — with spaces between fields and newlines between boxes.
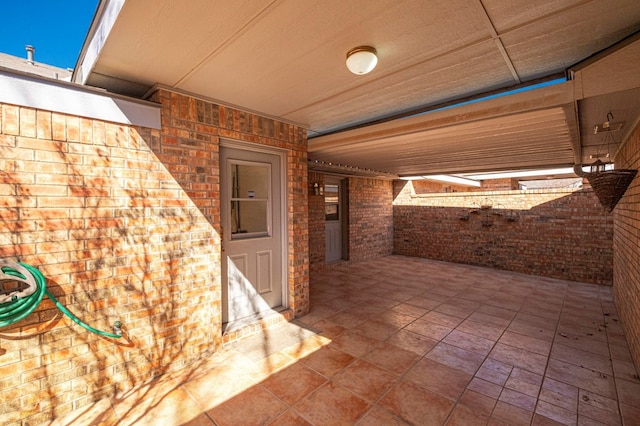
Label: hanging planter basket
xmin=585 ymin=163 xmax=637 ymax=212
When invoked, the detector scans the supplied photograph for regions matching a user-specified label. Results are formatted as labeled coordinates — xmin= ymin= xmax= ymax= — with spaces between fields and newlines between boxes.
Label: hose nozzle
xmin=113 ymin=321 xmax=123 ymax=337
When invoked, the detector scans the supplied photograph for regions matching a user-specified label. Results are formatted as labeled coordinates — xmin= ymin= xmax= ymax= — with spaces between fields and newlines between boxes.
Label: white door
xmin=325 ymin=179 xmax=343 ymax=263
xmin=221 ymin=144 xmax=284 ymax=324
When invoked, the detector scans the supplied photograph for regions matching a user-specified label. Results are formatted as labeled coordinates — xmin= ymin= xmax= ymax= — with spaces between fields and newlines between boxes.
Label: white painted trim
xmin=0 ymin=69 xmax=161 ymax=129
xmin=73 ymin=0 xmax=126 ymax=85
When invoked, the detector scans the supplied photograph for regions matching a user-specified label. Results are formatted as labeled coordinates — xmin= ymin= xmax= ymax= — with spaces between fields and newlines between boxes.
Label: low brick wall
xmin=393 ymin=181 xmax=613 ymax=285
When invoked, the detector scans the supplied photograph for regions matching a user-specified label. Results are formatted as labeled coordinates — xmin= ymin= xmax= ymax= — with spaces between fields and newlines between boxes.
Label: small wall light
xmin=346 ymin=46 xmax=378 ymax=75
xmin=312 ymin=182 xmax=320 ymax=196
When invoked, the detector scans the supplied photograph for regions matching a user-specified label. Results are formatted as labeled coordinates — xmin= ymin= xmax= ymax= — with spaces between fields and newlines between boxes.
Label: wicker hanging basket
xmin=585 ymin=164 xmax=637 ymax=212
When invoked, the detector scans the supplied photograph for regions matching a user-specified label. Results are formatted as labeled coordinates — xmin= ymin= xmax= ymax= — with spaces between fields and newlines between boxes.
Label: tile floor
xmin=52 ymin=255 xmax=640 ymax=425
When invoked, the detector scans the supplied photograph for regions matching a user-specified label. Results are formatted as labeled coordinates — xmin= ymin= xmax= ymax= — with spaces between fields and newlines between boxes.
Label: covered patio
xmin=52 ymin=256 xmax=640 ymax=425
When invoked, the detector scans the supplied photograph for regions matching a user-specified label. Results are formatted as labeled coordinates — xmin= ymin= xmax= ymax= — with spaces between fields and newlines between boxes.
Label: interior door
xmin=221 ymin=144 xmax=283 ymax=325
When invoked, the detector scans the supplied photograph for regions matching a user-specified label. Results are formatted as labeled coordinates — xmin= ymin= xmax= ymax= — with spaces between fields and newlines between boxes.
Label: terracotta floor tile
xmin=251 ymin=351 xmax=295 ymax=378
xmin=329 ymin=310 xmax=370 ymax=329
xmin=534 ymin=400 xmax=577 ymax=426
xmin=550 ymin=342 xmax=613 ymax=376
xmin=499 ymin=330 xmax=552 ymax=356
xmin=475 ymin=304 xmax=517 ymax=321
xmin=206 ymin=385 xmax=287 ymax=426
xmin=352 ymin=318 xmax=399 ymax=341
xmin=113 ymin=383 xmax=205 ymax=426
xmin=405 ymin=295 xmax=444 ymax=310
xmin=490 ymin=400 xmax=534 ymax=426
xmin=539 ymin=377 xmax=579 ymax=412
xmin=513 ymin=312 xmax=558 ymax=331
xmin=609 ymin=342 xmax=634 ymax=362
xmin=332 ymin=359 xmax=398 ymax=402
xmin=483 ymin=297 xmax=523 ymax=312
xmin=277 ymin=338 xmax=327 ymax=363
xmin=446 ymin=404 xmax=492 ymax=425
xmin=577 ymin=389 xmax=621 ymax=426
xmin=443 ymin=329 xmax=495 ymax=356
xmin=476 ymin=358 xmax=513 ymax=386
xmin=390 ymin=302 xmax=429 ymax=318
xmin=377 ymin=310 xmax=419 ymax=328
xmin=182 ymin=368 xmax=257 ymax=411
xmin=467 ymin=377 xmax=503 ymax=399
xmin=489 ymin=342 xmax=548 ymax=375
xmin=468 ymin=311 xmax=512 ymax=329
xmin=557 ymin=317 xmax=607 ymax=343
xmin=356 ymin=405 xmax=410 ymax=425
xmin=266 ymin=409 xmax=313 ymax=426
xmin=405 ymin=357 xmax=473 ymax=401
xmin=423 ymin=310 xmax=466 ymax=328
xmin=309 ymin=318 xmax=347 ymax=339
xmin=294 ymin=382 xmax=370 ymax=425
xmin=504 ymin=367 xmax=543 ymax=397
xmin=553 ymin=331 xmax=611 ymax=358
xmin=45 ymin=256 xmax=637 ymax=426
xmin=521 ymin=302 xmax=562 ymax=321
xmin=330 ymin=330 xmax=379 ymax=358
xmin=426 ymin=342 xmax=486 ymax=375
xmin=385 ymin=329 xmax=438 ymax=356
xmin=261 ymin=362 xmax=327 ymax=405
xmin=363 ymin=341 xmax=420 ymax=376
xmin=457 ymin=389 xmax=497 ymax=417
xmin=546 ymin=359 xmax=616 ymax=400
xmin=379 ymin=380 xmax=455 ymax=425
xmin=179 ymin=413 xmax=216 ymax=425
xmin=404 ymin=317 xmax=453 ymax=340
xmin=620 ymin=403 xmax=640 ymax=426
xmin=499 ymin=387 xmax=537 ymax=412
xmin=616 ymin=377 xmax=640 ymax=407
xmin=457 ymin=318 xmax=505 ymax=341
xmin=301 ymin=345 xmax=355 ymax=377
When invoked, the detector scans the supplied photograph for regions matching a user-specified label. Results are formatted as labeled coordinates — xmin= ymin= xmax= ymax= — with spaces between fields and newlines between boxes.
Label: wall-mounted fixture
xmin=311 ymin=182 xmax=323 ymax=196
xmin=346 ymin=46 xmax=377 ymax=75
xmin=459 ymin=199 xmax=519 ymax=225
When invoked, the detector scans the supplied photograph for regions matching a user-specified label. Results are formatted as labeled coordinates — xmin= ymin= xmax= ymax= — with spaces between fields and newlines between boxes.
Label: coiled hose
xmin=0 ymin=262 xmax=122 ymax=338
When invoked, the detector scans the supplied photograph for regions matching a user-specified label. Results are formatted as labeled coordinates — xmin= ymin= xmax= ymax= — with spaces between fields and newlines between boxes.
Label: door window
xmin=230 ymin=162 xmax=270 ymax=238
xmin=325 ymin=183 xmax=339 ymax=221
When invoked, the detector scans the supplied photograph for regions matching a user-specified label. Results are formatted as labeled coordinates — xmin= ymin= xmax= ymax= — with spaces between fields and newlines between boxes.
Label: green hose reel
xmin=0 ymin=260 xmax=122 ymax=338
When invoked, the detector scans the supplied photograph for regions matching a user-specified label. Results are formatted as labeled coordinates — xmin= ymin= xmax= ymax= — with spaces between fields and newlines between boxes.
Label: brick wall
xmin=393 ymin=181 xmax=613 ymax=285
xmin=0 ymin=103 xmax=217 ymax=424
xmin=348 ymin=177 xmax=394 ymax=262
xmin=307 ymin=175 xmax=394 ymax=271
xmin=0 ymin=90 xmax=309 ymax=424
xmin=612 ymin=120 xmax=640 ymax=369
xmin=149 ymin=89 xmax=309 ymax=321
xmin=308 ymin=172 xmax=325 ymax=273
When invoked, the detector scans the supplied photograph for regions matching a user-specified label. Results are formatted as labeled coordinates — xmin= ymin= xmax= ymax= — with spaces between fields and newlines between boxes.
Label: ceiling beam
xmin=476 ymin=0 xmax=521 ymax=84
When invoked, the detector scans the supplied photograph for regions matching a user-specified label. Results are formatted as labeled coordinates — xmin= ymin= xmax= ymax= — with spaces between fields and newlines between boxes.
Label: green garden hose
xmin=0 ymin=262 xmax=122 ymax=338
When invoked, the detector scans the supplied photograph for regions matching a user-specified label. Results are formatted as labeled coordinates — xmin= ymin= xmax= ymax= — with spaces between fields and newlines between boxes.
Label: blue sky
xmin=0 ymin=1 xmax=99 ymax=69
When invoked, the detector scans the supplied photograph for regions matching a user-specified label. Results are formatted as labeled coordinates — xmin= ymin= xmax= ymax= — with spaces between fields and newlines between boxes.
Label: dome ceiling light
xmin=345 ymin=46 xmax=377 ymax=75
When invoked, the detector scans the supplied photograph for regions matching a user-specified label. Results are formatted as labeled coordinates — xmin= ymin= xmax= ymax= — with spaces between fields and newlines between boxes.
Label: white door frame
xmin=219 ymin=139 xmax=289 ymax=323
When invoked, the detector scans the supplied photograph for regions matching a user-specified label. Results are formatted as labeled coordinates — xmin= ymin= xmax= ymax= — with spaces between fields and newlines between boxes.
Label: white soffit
xmin=0 ymin=69 xmax=160 ymax=129
xmin=308 ymin=81 xmax=578 ymax=176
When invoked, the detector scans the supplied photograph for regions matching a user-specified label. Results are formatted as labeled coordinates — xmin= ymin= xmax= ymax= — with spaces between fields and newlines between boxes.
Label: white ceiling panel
xmin=78 ymin=0 xmax=640 ymax=176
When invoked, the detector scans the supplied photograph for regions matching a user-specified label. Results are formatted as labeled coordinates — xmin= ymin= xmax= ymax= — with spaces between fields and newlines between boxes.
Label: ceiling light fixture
xmin=346 ymin=46 xmax=377 ymax=75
